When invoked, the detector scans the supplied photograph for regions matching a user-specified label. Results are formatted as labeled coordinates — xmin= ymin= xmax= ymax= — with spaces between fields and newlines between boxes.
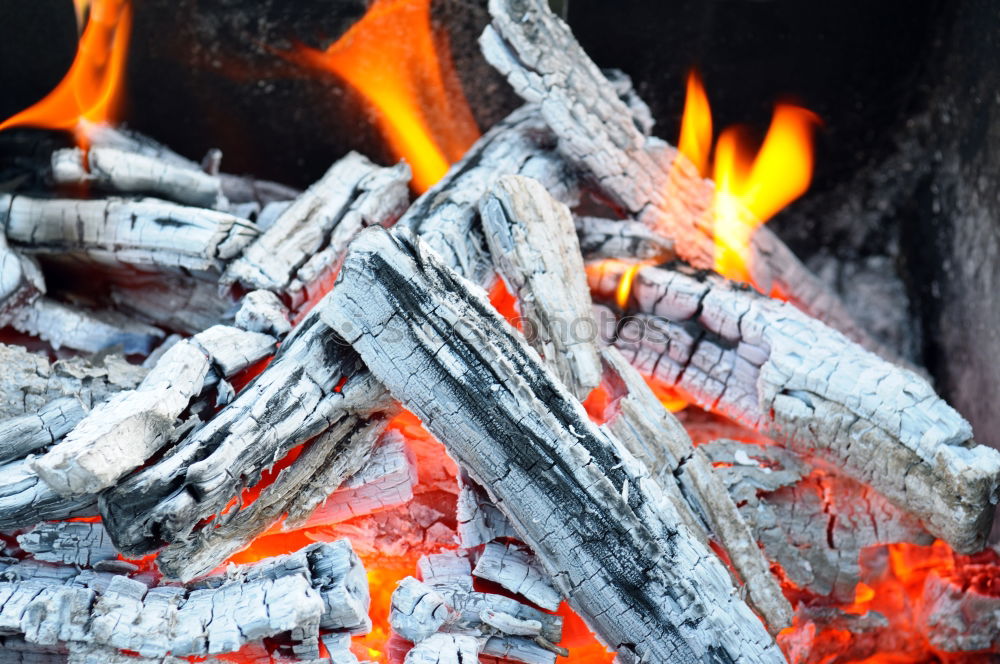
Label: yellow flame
xmin=293 ymin=0 xmax=479 ymax=193
xmin=615 ymin=263 xmax=641 ymax=309
xmin=678 ymin=69 xmax=712 ymax=177
xmin=0 ymin=0 xmax=131 ymax=148
xmin=712 ymin=104 xmax=818 ymax=283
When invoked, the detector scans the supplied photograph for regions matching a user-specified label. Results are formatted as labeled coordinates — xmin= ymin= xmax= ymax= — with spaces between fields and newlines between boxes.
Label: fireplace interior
xmin=0 ymin=1 xmax=998 ymax=663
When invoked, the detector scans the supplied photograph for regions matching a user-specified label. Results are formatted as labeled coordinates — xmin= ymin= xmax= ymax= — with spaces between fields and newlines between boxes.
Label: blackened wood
xmin=51 ymin=146 xmax=226 ymax=209
xmin=600 ymin=346 xmax=792 ymax=629
xmin=1 ymin=194 xmax=258 ymax=276
xmin=109 ymin=273 xmax=233 ymax=335
xmin=155 ymin=414 xmax=390 ymax=582
xmin=33 ymin=326 xmax=275 ymax=497
xmin=590 ymin=260 xmax=1000 ymax=552
xmin=222 ymin=152 xmax=410 ymax=307
xmin=480 ymin=175 xmax=601 ymax=399
xmin=99 ymin=310 xmax=391 ymax=558
xmin=326 ymin=227 xmax=784 ymax=664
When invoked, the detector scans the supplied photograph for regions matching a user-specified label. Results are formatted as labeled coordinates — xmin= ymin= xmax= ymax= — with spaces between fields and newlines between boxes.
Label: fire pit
xmin=0 ymin=1 xmax=997 ymax=662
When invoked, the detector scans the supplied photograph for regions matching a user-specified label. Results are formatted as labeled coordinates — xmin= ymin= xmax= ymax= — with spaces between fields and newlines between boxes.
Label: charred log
xmin=589 ymin=260 xmax=1000 ymax=552
xmin=326 ymin=226 xmax=783 ymax=663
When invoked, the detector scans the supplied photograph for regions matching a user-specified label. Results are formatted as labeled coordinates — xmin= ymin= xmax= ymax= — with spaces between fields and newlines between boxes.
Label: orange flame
xmin=676 ymin=70 xmax=819 ymax=286
xmin=0 ymin=0 xmax=131 ymax=148
xmin=678 ymin=69 xmax=712 ymax=177
xmin=293 ymin=0 xmax=479 ymax=193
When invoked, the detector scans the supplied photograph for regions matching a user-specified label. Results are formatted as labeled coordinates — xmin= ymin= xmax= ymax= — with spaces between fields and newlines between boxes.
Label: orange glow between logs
xmin=0 ymin=0 xmax=131 ymax=148
xmin=293 ymin=0 xmax=479 ymax=193
xmin=677 ymin=70 xmax=819 ymax=286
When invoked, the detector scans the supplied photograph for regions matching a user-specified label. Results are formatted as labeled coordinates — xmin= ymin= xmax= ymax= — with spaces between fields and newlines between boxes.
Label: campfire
xmin=0 ymin=0 xmax=998 ymax=662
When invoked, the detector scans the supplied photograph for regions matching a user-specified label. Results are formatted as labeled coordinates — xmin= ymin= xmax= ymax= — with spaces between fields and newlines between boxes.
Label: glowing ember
xmin=0 ymin=0 xmax=131 ymax=148
xmin=677 ymin=70 xmax=819 ymax=287
xmin=292 ymin=0 xmax=479 ymax=193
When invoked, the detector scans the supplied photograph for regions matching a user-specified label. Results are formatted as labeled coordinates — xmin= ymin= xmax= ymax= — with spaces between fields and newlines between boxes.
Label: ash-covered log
xmin=391 ymin=551 xmax=564 ymax=664
xmin=108 ymin=273 xmax=233 ymax=335
xmin=0 ymin=539 xmax=368 ymax=659
xmin=703 ymin=440 xmax=933 ymax=601
xmin=599 ymin=346 xmax=792 ymax=627
xmin=9 ymin=296 xmax=164 ymax=355
xmin=223 ymin=152 xmax=410 ymax=309
xmin=1 ymin=194 xmax=258 ymax=276
xmin=0 ymin=396 xmax=86 ymax=465
xmin=16 ymin=521 xmax=119 ymax=568
xmin=589 ymin=260 xmax=1000 ymax=552
xmin=396 ymin=104 xmax=579 ymax=287
xmin=99 ymin=309 xmax=391 ymax=559
xmin=235 ymin=289 xmax=292 ymax=337
xmin=155 ymin=414 xmax=391 ymax=582
xmin=480 ymin=174 xmax=601 ymax=399
xmin=32 ymin=325 xmax=276 ymax=497
xmin=51 ymin=146 xmax=226 ymax=209
xmin=0 ymin=233 xmax=44 ymax=327
xmin=480 ymin=0 xmax=880 ymax=353
xmin=472 ymin=541 xmax=561 ymax=612
xmin=326 ymin=227 xmax=783 ymax=663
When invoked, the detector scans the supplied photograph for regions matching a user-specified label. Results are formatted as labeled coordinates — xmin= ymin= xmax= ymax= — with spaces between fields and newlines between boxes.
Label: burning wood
xmin=327 ymin=227 xmax=784 ymax=663
xmin=31 ymin=325 xmax=275 ymax=498
xmin=234 ymin=289 xmax=292 ymax=337
xmin=480 ymin=174 xmax=602 ymax=399
xmin=0 ymin=539 xmax=368 ymax=659
xmin=1 ymin=194 xmax=258 ymax=276
xmin=222 ymin=152 xmax=411 ymax=308
xmin=702 ymin=440 xmax=933 ymax=601
xmin=99 ymin=310 xmax=391 ymax=561
xmin=590 ymin=260 xmax=1000 ymax=553
xmin=391 ymin=551 xmax=564 ymax=664
xmin=480 ymin=0 xmax=883 ymax=355
xmin=52 ymin=145 xmax=227 ymax=209
xmin=574 ymin=216 xmax=673 ymax=262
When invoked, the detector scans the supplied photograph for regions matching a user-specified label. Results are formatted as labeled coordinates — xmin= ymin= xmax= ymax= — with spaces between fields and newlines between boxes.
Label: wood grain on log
xmin=480 ymin=175 xmax=601 ymax=400
xmin=52 ymin=146 xmax=226 ymax=209
xmin=33 ymin=326 xmax=275 ymax=498
xmin=326 ymin=227 xmax=783 ymax=664
xmin=223 ymin=152 xmax=410 ymax=307
xmin=0 ymin=539 xmax=367 ymax=659
xmin=2 ymin=195 xmax=257 ymax=276
xmin=9 ymin=296 xmax=164 ymax=355
xmin=99 ymin=310 xmax=390 ymax=558
xmin=589 ymin=260 xmax=1000 ymax=552
xmin=480 ymin=0 xmax=883 ymax=352
xmin=0 ymin=458 xmax=97 ymax=529
xmin=599 ymin=346 xmax=793 ymax=629
xmin=472 ymin=542 xmax=561 ymax=612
